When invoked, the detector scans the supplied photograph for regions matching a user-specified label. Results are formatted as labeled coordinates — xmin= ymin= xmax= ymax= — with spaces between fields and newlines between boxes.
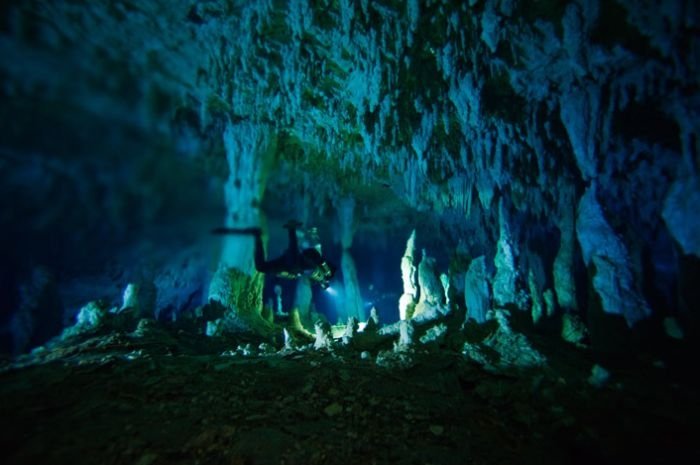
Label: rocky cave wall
xmin=1 ymin=0 xmax=699 ymax=352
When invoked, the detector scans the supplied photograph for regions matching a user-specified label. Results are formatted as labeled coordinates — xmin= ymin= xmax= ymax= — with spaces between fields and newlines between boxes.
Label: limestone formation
xmin=2 ymin=0 xmax=696 ymax=363
xmin=440 ymin=273 xmax=451 ymax=306
xmin=493 ymin=200 xmax=522 ymax=309
xmin=61 ymin=301 xmax=110 ymax=338
xmin=561 ymin=313 xmax=589 ymax=346
xmin=399 ymin=230 xmax=419 ymax=320
xmin=543 ymin=289 xmax=556 ymax=318
xmin=338 ymin=197 xmax=364 ymax=322
xmin=554 ymin=189 xmax=578 ymax=311
xmin=341 ymin=316 xmax=358 ymax=346
xmin=205 ymin=319 xmax=223 ymax=337
xmin=528 ymin=271 xmax=544 ymax=325
xmin=119 ymin=282 xmax=156 ymax=320
xmin=464 ymin=256 xmax=490 ymax=324
xmin=588 ymin=364 xmax=611 ymax=388
xmin=463 ymin=309 xmax=546 ymax=370
xmin=419 ymin=323 xmax=448 ymax=346
xmin=283 ymin=328 xmax=295 ymax=351
xmin=207 ymin=267 xmax=272 ymax=337
xmin=576 ymin=185 xmax=652 ymax=327
xmin=414 ymin=249 xmax=446 ymax=318
xmin=313 ymin=320 xmax=333 ymax=351
xmin=363 ymin=307 xmax=380 ymax=333
xmin=75 ymin=301 xmax=108 ymax=330
xmin=663 ymin=172 xmax=700 ymax=257
xmin=396 ymin=319 xmax=415 ymax=351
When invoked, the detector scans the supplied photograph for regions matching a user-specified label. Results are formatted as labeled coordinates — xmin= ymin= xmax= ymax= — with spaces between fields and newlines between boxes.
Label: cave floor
xmin=1 ymin=331 xmax=698 ymax=465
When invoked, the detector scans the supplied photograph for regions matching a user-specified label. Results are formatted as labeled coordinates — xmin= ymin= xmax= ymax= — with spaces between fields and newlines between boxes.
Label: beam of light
xmin=325 ymin=285 xmax=338 ymax=297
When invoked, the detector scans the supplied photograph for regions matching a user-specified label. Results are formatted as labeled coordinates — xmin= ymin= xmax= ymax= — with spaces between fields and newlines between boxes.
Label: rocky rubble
xmin=1 ymin=308 xmax=697 ymax=465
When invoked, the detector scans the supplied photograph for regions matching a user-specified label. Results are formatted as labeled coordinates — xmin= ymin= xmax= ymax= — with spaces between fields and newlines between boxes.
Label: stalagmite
xmin=283 ymin=328 xmax=295 ymax=351
xmin=62 ymin=301 xmax=109 ymax=338
xmin=396 ymin=319 xmax=415 ymax=350
xmin=561 ymin=313 xmax=589 ymax=346
xmin=543 ymin=289 xmax=556 ymax=318
xmin=493 ymin=200 xmax=522 ymax=309
xmin=440 ymin=273 xmax=451 ymax=307
xmin=464 ymin=256 xmax=490 ymax=324
xmin=342 ymin=316 xmax=358 ymax=345
xmin=464 ymin=309 xmax=546 ymax=370
xmin=528 ymin=271 xmax=544 ymax=325
xmin=119 ymin=282 xmax=156 ymax=320
xmin=576 ymin=184 xmax=651 ymax=326
xmin=414 ymin=249 xmax=446 ymax=318
xmin=364 ymin=307 xmax=380 ymax=332
xmin=399 ymin=230 xmax=419 ymax=320
xmin=554 ymin=188 xmax=578 ymax=312
xmin=313 ymin=319 xmax=333 ymax=350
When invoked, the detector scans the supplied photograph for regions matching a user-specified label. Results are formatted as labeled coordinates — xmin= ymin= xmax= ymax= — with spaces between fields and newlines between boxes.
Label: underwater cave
xmin=1 ymin=0 xmax=699 ymax=464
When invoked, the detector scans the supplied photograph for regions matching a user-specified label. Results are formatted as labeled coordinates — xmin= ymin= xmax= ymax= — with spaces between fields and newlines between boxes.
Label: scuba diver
xmin=212 ymin=221 xmax=337 ymax=289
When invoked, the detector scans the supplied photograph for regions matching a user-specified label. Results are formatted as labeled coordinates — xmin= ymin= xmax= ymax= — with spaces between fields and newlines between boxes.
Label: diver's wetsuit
xmin=212 ymin=223 xmax=335 ymax=288
xmin=254 ymin=224 xmax=300 ymax=275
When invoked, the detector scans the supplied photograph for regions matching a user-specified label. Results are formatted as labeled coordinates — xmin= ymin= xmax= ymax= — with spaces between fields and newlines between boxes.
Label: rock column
xmin=338 ymin=197 xmax=365 ymax=321
xmin=208 ymin=122 xmax=275 ymax=334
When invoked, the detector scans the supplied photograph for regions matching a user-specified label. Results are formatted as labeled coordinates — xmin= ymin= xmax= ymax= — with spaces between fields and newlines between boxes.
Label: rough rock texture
xmin=419 ymin=323 xmax=448 ymax=346
xmin=464 ymin=256 xmax=491 ymax=324
xmin=207 ymin=267 xmax=272 ymax=337
xmin=0 ymin=2 xmax=698 ymax=462
xmin=413 ymin=249 xmax=446 ymax=318
xmin=554 ymin=190 xmax=578 ymax=312
xmin=364 ymin=307 xmax=380 ymax=332
xmin=576 ymin=185 xmax=651 ymax=327
xmin=397 ymin=319 xmax=416 ymax=350
xmin=1 ymin=0 xmax=698 ymax=360
xmin=663 ymin=173 xmax=700 ymax=257
xmin=528 ymin=270 xmax=545 ymax=325
xmin=561 ymin=312 xmax=589 ymax=346
xmin=493 ymin=200 xmax=523 ymax=309
xmin=313 ymin=319 xmax=333 ymax=350
xmin=68 ymin=301 xmax=109 ymax=335
xmin=119 ymin=282 xmax=156 ymax=320
xmin=3 ymin=330 xmax=698 ymax=465
xmin=341 ymin=316 xmax=359 ymax=346
xmin=399 ymin=230 xmax=419 ymax=320
xmin=463 ymin=309 xmax=546 ymax=371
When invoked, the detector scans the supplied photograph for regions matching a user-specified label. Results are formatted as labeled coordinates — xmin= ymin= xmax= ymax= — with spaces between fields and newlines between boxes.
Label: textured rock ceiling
xmin=1 ymin=0 xmax=699 ymax=341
